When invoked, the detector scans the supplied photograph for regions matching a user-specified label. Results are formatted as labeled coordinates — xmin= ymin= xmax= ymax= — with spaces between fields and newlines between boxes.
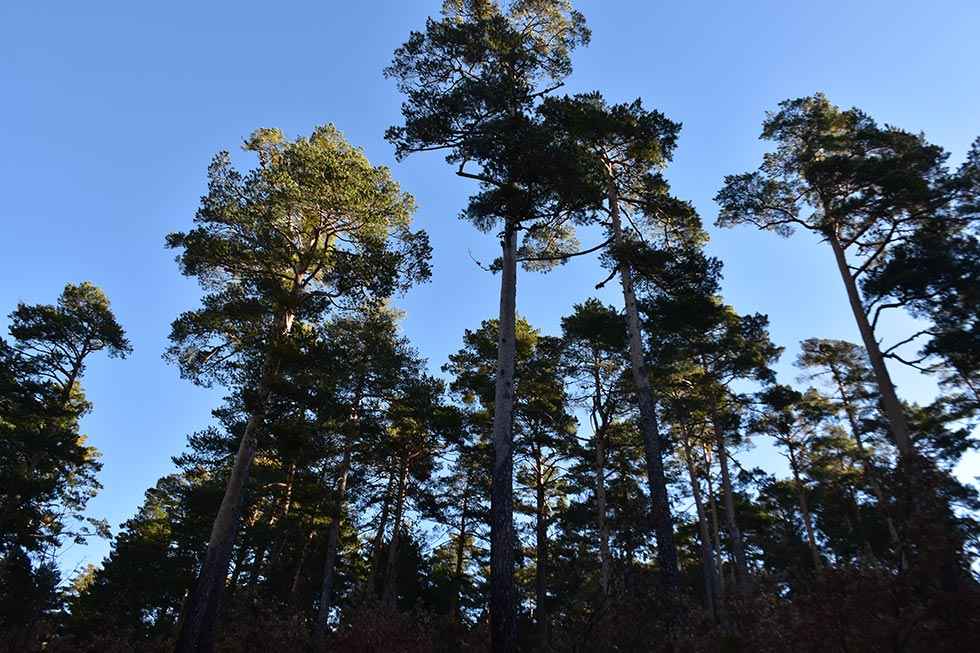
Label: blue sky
xmin=2 ymin=0 xmax=978 ymax=575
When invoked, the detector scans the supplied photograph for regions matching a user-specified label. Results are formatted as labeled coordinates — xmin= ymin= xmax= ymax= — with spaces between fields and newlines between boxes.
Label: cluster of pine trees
xmin=2 ymin=2 xmax=978 ymax=651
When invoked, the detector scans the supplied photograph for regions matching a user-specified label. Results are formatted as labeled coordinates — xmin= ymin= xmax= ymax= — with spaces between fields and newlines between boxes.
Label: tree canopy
xmin=3 ymin=5 xmax=979 ymax=653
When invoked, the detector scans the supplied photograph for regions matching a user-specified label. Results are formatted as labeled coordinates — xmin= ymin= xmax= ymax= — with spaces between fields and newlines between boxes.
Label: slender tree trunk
xmin=365 ymin=467 xmax=396 ymax=600
xmin=534 ymin=448 xmax=549 ymax=650
xmin=828 ymin=234 xmax=913 ymax=458
xmin=714 ymin=425 xmax=749 ymax=592
xmin=787 ymin=448 xmax=822 ymax=573
xmin=312 ymin=435 xmax=355 ymax=648
xmin=451 ymin=492 xmax=469 ymax=624
xmin=266 ymin=464 xmax=297 ymax=572
xmin=830 ymin=366 xmax=902 ymax=561
xmin=683 ymin=439 xmax=719 ymax=620
xmin=247 ymin=464 xmax=295 ymax=590
xmin=381 ymin=457 xmax=410 ymax=608
xmin=247 ymin=550 xmax=267 ymax=593
xmin=607 ymin=177 xmax=680 ymax=594
xmin=176 ymin=310 xmax=292 ymax=653
xmin=594 ymin=425 xmax=611 ymax=597
xmin=490 ymin=221 xmax=519 ymax=653
xmin=705 ymin=455 xmax=726 ymax=603
xmin=229 ymin=543 xmax=248 ymax=589
xmin=59 ymin=359 xmax=83 ymax=408
xmin=289 ymin=530 xmax=315 ymax=603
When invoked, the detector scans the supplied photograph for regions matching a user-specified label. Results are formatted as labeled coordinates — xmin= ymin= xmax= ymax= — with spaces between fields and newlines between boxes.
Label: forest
xmin=1 ymin=1 xmax=979 ymax=652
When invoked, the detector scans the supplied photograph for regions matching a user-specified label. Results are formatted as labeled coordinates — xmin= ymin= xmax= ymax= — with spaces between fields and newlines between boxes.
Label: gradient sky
xmin=2 ymin=0 xmax=978 ymax=576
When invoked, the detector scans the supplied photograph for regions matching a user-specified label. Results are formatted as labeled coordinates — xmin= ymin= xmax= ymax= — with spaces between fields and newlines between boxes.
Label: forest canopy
xmin=1 ymin=2 xmax=978 ymax=652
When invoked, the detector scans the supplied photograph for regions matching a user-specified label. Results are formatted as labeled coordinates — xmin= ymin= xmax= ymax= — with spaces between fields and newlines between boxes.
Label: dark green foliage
xmin=0 ymin=283 xmax=128 ymax=650
xmin=7 ymin=18 xmax=979 ymax=651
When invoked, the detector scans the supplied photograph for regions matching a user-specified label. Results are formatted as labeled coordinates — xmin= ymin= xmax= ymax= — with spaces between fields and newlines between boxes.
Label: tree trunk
xmin=594 ymin=425 xmax=611 ymax=597
xmin=829 ymin=365 xmax=902 ymax=562
xmin=265 ymin=463 xmax=297 ymax=573
xmin=176 ymin=310 xmax=291 ymax=653
xmin=715 ymin=426 xmax=749 ymax=592
xmin=490 ymin=221 xmax=519 ymax=653
xmin=705 ymin=453 xmax=726 ymax=603
xmin=289 ymin=530 xmax=314 ymax=603
xmin=534 ymin=447 xmax=549 ymax=650
xmin=361 ymin=469 xmax=396 ymax=600
xmin=59 ymin=358 xmax=83 ymax=408
xmin=312 ymin=435 xmax=355 ymax=648
xmin=381 ymin=457 xmax=410 ymax=608
xmin=787 ymin=448 xmax=822 ymax=573
xmin=229 ymin=542 xmax=248 ymax=589
xmin=365 ymin=467 xmax=396 ymax=600
xmin=828 ymin=234 xmax=913 ymax=458
xmin=683 ymin=439 xmax=720 ymax=621
xmin=247 ymin=464 xmax=295 ymax=591
xmin=607 ymin=177 xmax=680 ymax=594
xmin=451 ymin=492 xmax=469 ymax=624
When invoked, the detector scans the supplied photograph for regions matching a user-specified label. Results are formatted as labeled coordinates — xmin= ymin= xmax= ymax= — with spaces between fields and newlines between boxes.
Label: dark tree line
xmin=2 ymin=2 xmax=979 ymax=652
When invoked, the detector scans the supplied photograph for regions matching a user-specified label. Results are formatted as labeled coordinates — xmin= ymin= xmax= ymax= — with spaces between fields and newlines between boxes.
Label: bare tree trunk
xmin=289 ymin=530 xmax=314 ymax=602
xmin=828 ymin=234 xmax=912 ymax=458
xmin=594 ymin=425 xmax=611 ymax=597
xmin=365 ymin=467 xmax=396 ymax=601
xmin=830 ymin=365 xmax=902 ymax=563
xmin=176 ymin=310 xmax=292 ymax=653
xmin=451 ymin=492 xmax=469 ymax=624
xmin=705 ymin=454 xmax=726 ymax=603
xmin=715 ymin=426 xmax=749 ymax=592
xmin=534 ymin=447 xmax=549 ymax=650
xmin=683 ymin=439 xmax=720 ymax=621
xmin=607 ymin=178 xmax=680 ymax=594
xmin=265 ymin=463 xmax=297 ymax=574
xmin=229 ymin=542 xmax=248 ymax=589
xmin=787 ymin=448 xmax=822 ymax=573
xmin=490 ymin=221 xmax=519 ymax=653
xmin=59 ymin=359 xmax=83 ymax=408
xmin=248 ymin=465 xmax=295 ymax=591
xmin=312 ymin=435 xmax=354 ymax=648
xmin=381 ymin=457 xmax=410 ymax=608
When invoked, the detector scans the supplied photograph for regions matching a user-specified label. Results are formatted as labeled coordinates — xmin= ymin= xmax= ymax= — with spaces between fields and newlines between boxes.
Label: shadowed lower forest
xmin=2 ymin=2 xmax=979 ymax=652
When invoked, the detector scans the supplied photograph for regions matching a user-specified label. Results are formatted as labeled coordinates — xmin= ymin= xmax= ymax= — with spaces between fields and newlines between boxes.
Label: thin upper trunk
xmin=266 ymin=464 xmax=297 ymax=572
xmin=590 ymin=354 xmax=612 ymax=597
xmin=365 ymin=467 xmax=396 ymax=600
xmin=381 ymin=457 xmax=410 ymax=607
xmin=451 ymin=491 xmax=470 ymax=624
xmin=176 ymin=310 xmax=292 ymax=653
xmin=289 ymin=530 xmax=315 ymax=603
xmin=59 ymin=357 xmax=84 ymax=408
xmin=715 ymin=425 xmax=749 ymax=592
xmin=229 ymin=541 xmax=249 ymax=589
xmin=683 ymin=438 xmax=720 ymax=621
xmin=312 ymin=434 xmax=355 ymax=648
xmin=830 ymin=364 xmax=902 ymax=558
xmin=828 ymin=233 xmax=912 ymax=458
xmin=787 ymin=446 xmax=822 ymax=573
xmin=490 ymin=222 xmax=518 ymax=653
xmin=705 ymin=453 xmax=726 ymax=602
xmin=534 ymin=447 xmax=549 ymax=650
xmin=607 ymin=176 xmax=680 ymax=594
xmin=248 ymin=464 xmax=296 ymax=590
xmin=594 ymin=425 xmax=611 ymax=597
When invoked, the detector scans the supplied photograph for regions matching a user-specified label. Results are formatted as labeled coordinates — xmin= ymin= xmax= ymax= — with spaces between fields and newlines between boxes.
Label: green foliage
xmin=165 ymin=124 xmax=430 ymax=387
xmin=387 ymin=0 xmax=592 ymax=267
xmin=12 ymin=22 xmax=979 ymax=652
xmin=0 ymin=283 xmax=127 ymax=649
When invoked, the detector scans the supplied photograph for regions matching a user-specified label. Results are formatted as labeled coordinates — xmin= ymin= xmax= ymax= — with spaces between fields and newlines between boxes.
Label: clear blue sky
xmin=2 ymin=1 xmax=978 ymax=576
